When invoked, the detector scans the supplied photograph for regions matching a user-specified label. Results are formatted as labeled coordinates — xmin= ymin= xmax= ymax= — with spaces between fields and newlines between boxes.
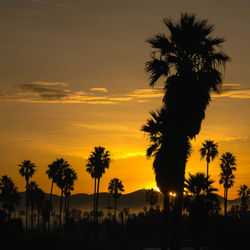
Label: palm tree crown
xmin=19 ymin=160 xmax=36 ymax=185
xmin=146 ymin=13 xmax=229 ymax=138
xmin=200 ymin=140 xmax=218 ymax=178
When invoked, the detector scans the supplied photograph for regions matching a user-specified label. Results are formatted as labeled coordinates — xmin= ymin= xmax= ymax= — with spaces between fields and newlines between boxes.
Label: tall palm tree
xmin=46 ymin=158 xmax=65 ymax=231
xmin=219 ymin=152 xmax=237 ymax=216
xmin=19 ymin=160 xmax=36 ymax=230
xmin=145 ymin=188 xmax=159 ymax=210
xmin=0 ymin=175 xmax=20 ymax=217
xmin=54 ymin=158 xmax=70 ymax=231
xmin=108 ymin=178 xmax=124 ymax=222
xmin=237 ymin=184 xmax=250 ymax=217
xmin=144 ymin=13 xmax=229 ymax=249
xmin=86 ymin=146 xmax=111 ymax=224
xmin=200 ymin=140 xmax=218 ymax=179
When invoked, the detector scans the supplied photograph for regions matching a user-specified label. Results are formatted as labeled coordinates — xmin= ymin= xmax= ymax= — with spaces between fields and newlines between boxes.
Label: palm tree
xmin=32 ymin=186 xmax=44 ymax=230
xmin=219 ymin=152 xmax=237 ymax=216
xmin=237 ymin=185 xmax=250 ymax=218
xmin=27 ymin=181 xmax=38 ymax=230
xmin=63 ymin=167 xmax=77 ymax=221
xmin=86 ymin=146 xmax=111 ymax=224
xmin=108 ymin=178 xmax=124 ymax=221
xmin=145 ymin=188 xmax=159 ymax=210
xmin=19 ymin=160 xmax=36 ymax=230
xmin=200 ymin=140 xmax=218 ymax=179
xmin=46 ymin=158 xmax=65 ymax=231
xmin=144 ymin=13 xmax=229 ymax=249
xmin=0 ymin=175 xmax=20 ymax=217
xmin=54 ymin=158 xmax=70 ymax=231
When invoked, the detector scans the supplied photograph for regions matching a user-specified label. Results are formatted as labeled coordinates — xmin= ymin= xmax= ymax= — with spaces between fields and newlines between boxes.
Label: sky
xmin=0 ymin=0 xmax=250 ymax=199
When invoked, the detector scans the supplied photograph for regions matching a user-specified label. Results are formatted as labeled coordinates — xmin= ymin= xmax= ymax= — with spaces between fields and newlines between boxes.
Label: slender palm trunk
xmin=59 ymin=188 xmax=63 ymax=231
xmin=48 ymin=180 xmax=53 ymax=232
xmin=224 ymin=188 xmax=228 ymax=216
xmin=94 ymin=177 xmax=100 ymax=244
xmin=114 ymin=198 xmax=117 ymax=222
xmin=25 ymin=181 xmax=29 ymax=231
xmin=37 ymin=209 xmax=40 ymax=230
xmin=162 ymin=192 xmax=169 ymax=250
xmin=93 ymin=177 xmax=97 ymax=223
xmin=31 ymin=205 xmax=34 ymax=230
xmin=206 ymin=160 xmax=209 ymax=180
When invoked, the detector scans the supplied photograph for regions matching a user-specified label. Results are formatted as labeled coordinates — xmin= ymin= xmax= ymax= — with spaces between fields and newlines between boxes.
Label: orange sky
xmin=0 ymin=0 xmax=250 ymax=200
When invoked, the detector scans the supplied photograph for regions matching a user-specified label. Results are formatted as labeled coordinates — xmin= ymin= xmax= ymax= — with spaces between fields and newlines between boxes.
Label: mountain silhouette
xmin=16 ymin=189 xmax=246 ymax=215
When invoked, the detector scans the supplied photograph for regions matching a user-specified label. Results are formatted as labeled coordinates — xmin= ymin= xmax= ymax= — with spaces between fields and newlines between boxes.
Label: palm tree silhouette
xmin=237 ymin=184 xmax=250 ymax=218
xmin=54 ymin=158 xmax=70 ymax=231
xmin=63 ymin=167 xmax=77 ymax=221
xmin=46 ymin=158 xmax=63 ymax=231
xmin=27 ymin=181 xmax=38 ymax=230
xmin=200 ymin=140 xmax=218 ymax=179
xmin=219 ymin=152 xmax=237 ymax=216
xmin=32 ymin=186 xmax=44 ymax=230
xmin=0 ymin=175 xmax=20 ymax=217
xmin=145 ymin=188 xmax=159 ymax=210
xmin=108 ymin=178 xmax=124 ymax=222
xmin=19 ymin=160 xmax=36 ymax=230
xmin=144 ymin=13 xmax=229 ymax=249
xmin=86 ymin=146 xmax=111 ymax=224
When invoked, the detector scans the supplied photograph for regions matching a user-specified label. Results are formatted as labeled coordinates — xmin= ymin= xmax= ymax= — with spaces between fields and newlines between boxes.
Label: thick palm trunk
xmin=161 ymin=192 xmax=169 ymax=250
xmin=59 ymin=189 xmax=63 ymax=231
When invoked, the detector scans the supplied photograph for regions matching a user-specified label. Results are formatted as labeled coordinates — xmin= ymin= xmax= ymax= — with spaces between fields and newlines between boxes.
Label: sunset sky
xmin=0 ymin=0 xmax=249 ymax=199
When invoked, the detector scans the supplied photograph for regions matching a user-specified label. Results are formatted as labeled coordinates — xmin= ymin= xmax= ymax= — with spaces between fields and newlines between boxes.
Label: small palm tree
xmin=27 ymin=181 xmax=38 ymax=230
xmin=86 ymin=146 xmax=111 ymax=224
xmin=32 ymin=186 xmax=44 ymax=230
xmin=63 ymin=167 xmax=77 ymax=220
xmin=108 ymin=178 xmax=124 ymax=221
xmin=0 ymin=175 xmax=20 ymax=217
xmin=145 ymin=188 xmax=159 ymax=210
xmin=46 ymin=158 xmax=66 ymax=230
xmin=200 ymin=140 xmax=218 ymax=179
xmin=54 ymin=158 xmax=70 ymax=231
xmin=219 ymin=152 xmax=237 ymax=216
xmin=18 ymin=160 xmax=36 ymax=230
xmin=237 ymin=184 xmax=250 ymax=218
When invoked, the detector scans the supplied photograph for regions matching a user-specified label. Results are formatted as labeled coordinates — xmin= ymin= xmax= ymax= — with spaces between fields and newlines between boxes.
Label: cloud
xmin=90 ymin=88 xmax=108 ymax=93
xmin=213 ymin=83 xmax=250 ymax=99
xmin=0 ymin=82 xmax=164 ymax=105
xmin=31 ymin=0 xmax=75 ymax=9
xmin=127 ymin=88 xmax=164 ymax=99
xmin=220 ymin=136 xmax=248 ymax=142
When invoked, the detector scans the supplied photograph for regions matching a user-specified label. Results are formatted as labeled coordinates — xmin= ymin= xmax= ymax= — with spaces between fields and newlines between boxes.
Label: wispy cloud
xmin=220 ymin=136 xmax=248 ymax=142
xmin=90 ymin=88 xmax=108 ymax=93
xmin=31 ymin=0 xmax=76 ymax=9
xmin=0 ymin=82 xmax=164 ymax=104
xmin=214 ymin=83 xmax=250 ymax=99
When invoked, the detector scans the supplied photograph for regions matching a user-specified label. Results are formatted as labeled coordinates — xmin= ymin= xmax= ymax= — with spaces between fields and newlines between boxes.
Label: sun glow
xmin=153 ymin=185 xmax=160 ymax=192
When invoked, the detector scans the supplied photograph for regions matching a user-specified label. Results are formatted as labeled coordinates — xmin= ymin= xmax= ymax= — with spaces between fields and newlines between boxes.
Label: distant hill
xmin=17 ymin=190 xmax=247 ymax=215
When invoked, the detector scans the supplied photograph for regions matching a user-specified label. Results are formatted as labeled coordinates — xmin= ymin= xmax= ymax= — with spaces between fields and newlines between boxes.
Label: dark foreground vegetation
xmin=1 ymin=208 xmax=250 ymax=250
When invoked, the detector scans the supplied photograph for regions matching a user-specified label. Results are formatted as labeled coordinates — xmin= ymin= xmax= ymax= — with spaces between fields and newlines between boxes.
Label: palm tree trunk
xmin=59 ymin=188 xmax=63 ymax=231
xmin=94 ymin=177 xmax=100 ymax=245
xmin=25 ymin=181 xmax=29 ymax=231
xmin=224 ymin=188 xmax=228 ymax=216
xmin=114 ymin=198 xmax=117 ymax=222
xmin=48 ymin=180 xmax=53 ymax=232
xmin=162 ymin=192 xmax=169 ymax=250
xmin=206 ymin=160 xmax=209 ymax=180
xmin=93 ymin=177 xmax=97 ymax=223
xmin=37 ymin=209 xmax=40 ymax=230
